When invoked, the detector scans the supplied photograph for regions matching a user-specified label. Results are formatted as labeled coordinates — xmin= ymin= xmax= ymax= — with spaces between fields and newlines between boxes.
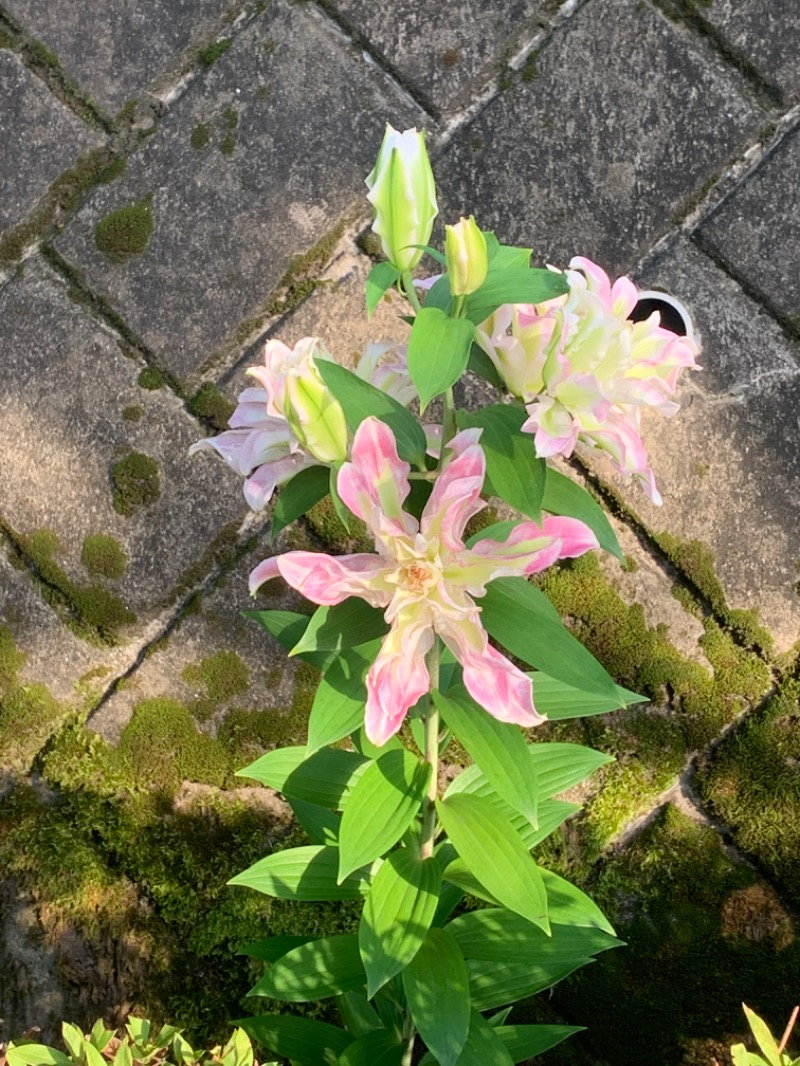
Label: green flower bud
xmin=285 ymin=365 xmax=348 ymax=463
xmin=445 ymin=215 xmax=488 ymax=297
xmin=365 ymin=124 xmax=438 ymax=273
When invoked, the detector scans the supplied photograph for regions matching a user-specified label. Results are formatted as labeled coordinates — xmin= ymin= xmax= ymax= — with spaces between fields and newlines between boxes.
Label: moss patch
xmin=138 ymin=366 xmax=165 ymax=390
xmin=111 ymin=451 xmax=161 ymax=516
xmin=187 ymin=383 xmax=236 ymax=431
xmin=198 ymin=38 xmax=232 ymax=67
xmin=219 ymin=133 xmax=237 ymax=156
xmin=81 ymin=534 xmax=127 ymax=579
xmin=95 ymin=196 xmax=154 ymax=264
xmin=305 ymin=496 xmax=372 ymax=553
xmin=182 ymin=650 xmax=250 ymax=722
xmin=0 ymin=624 xmax=69 ymax=770
xmin=122 ymin=404 xmax=144 ymax=421
xmin=190 ymin=123 xmax=212 ymax=149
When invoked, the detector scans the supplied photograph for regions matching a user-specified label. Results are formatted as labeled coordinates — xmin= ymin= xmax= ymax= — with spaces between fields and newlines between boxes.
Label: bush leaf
xmin=229 ymin=845 xmax=374 ymax=901
xmin=402 ymin=928 xmax=471 ymax=1066
xmin=250 ymin=934 xmax=365 ymax=1001
xmin=407 ymin=307 xmax=475 ymax=411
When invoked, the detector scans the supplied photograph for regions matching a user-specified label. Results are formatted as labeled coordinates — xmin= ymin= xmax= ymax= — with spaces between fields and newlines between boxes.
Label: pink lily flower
xmin=250 ymin=417 xmax=598 ymax=746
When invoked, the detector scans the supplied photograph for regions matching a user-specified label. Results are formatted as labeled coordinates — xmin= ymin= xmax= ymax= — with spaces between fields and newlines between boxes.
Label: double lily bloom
xmin=250 ymin=417 xmax=598 ymax=745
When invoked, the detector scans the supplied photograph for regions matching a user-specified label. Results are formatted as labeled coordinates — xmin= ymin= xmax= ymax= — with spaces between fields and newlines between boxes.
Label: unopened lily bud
xmin=285 ymin=367 xmax=348 ymax=463
xmin=445 ymin=215 xmax=488 ymax=296
xmin=365 ymin=124 xmax=438 ymax=273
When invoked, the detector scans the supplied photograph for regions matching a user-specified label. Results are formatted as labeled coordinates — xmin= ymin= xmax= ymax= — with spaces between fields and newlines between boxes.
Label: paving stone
xmin=0 ymin=551 xmax=115 ymax=704
xmin=323 ymin=0 xmax=545 ymax=117
xmin=0 ymin=49 xmax=103 ymax=238
xmin=55 ymin=0 xmax=426 ymax=384
xmin=3 ymin=0 xmax=238 ymax=116
xmin=697 ymin=0 xmax=800 ymax=105
xmin=433 ymin=0 xmax=761 ymax=276
xmin=0 ymin=256 xmax=247 ymax=641
xmin=583 ymin=237 xmax=800 ymax=652
xmin=697 ymin=124 xmax=800 ymax=326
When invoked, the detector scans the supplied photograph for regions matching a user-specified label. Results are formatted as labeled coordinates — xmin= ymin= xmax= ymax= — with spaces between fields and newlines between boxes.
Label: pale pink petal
xmin=461 ymin=643 xmax=546 ymax=727
xmin=275 ymin=551 xmax=391 ymax=606
xmin=249 ymin=556 xmax=282 ymax=595
xmin=537 ymin=516 xmax=599 ymax=558
xmin=421 ymin=429 xmax=486 ymax=552
xmin=337 ymin=418 xmax=416 ymax=538
xmin=365 ymin=620 xmax=434 ymax=745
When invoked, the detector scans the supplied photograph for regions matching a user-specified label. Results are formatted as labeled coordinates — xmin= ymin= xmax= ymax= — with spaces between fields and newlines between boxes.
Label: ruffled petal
xmin=421 ymin=428 xmax=485 ymax=552
xmin=249 ymin=550 xmax=391 ymax=605
xmin=337 ymin=417 xmax=416 ymax=539
xmin=365 ymin=617 xmax=434 ymax=745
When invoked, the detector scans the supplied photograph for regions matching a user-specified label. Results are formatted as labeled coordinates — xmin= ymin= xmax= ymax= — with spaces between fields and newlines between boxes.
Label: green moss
xmin=198 ymin=38 xmax=232 ymax=67
xmin=305 ymin=496 xmax=372 ymax=553
xmin=99 ymin=155 xmax=127 ymax=183
xmin=553 ymin=804 xmax=800 ymax=1066
xmin=81 ymin=534 xmax=127 ymax=579
xmin=187 ymin=382 xmax=235 ymax=431
xmin=521 ymin=51 xmax=539 ymax=82
xmin=122 ymin=403 xmax=144 ymax=421
xmin=165 ymin=520 xmax=241 ymax=609
xmin=111 ymin=451 xmax=161 ymax=516
xmin=0 ymin=27 xmax=14 ymax=49
xmin=182 ymin=650 xmax=250 ymax=722
xmin=219 ymin=133 xmax=237 ymax=156
xmin=191 ymin=123 xmax=212 ymax=149
xmin=95 ymin=196 xmax=154 ymax=264
xmin=138 ymin=366 xmax=165 ymax=390
xmin=356 ymin=230 xmax=384 ymax=261
xmin=0 ymin=623 xmax=27 ymax=694
xmin=222 ymin=107 xmax=239 ymax=129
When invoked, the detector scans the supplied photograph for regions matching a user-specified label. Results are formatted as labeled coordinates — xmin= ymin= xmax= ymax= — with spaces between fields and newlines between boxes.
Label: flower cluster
xmin=476 ymin=256 xmax=700 ymax=503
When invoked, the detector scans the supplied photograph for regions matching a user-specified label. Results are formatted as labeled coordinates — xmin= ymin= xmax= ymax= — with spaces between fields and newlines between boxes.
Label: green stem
xmin=420 ymin=640 xmax=440 ymax=861
xmin=401 ymin=271 xmax=423 ymax=314
xmin=437 ymin=387 xmax=458 ymax=473
xmin=400 ymin=1013 xmax=416 ymax=1066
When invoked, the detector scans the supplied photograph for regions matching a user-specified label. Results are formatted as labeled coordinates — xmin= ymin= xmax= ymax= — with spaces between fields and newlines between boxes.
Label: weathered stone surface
xmin=697 ymin=123 xmax=800 ymax=325
xmin=585 ymin=237 xmax=800 ymax=651
xmin=433 ymin=0 xmax=761 ymax=275
xmin=55 ymin=0 xmax=425 ymax=384
xmin=0 ymin=50 xmax=103 ymax=237
xmin=3 ymin=0 xmax=238 ymax=115
xmin=0 ymin=256 xmax=247 ymax=640
xmin=324 ymin=0 xmax=545 ymax=117
xmin=698 ymin=0 xmax=800 ymax=104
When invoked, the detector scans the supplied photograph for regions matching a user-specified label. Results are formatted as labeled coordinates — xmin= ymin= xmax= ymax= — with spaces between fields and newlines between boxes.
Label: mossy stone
xmin=187 ymin=383 xmax=235 ymax=431
xmin=95 ymin=196 xmax=154 ymax=264
xmin=81 ymin=534 xmax=127 ymax=579
xmin=190 ymin=123 xmax=212 ymax=149
xmin=182 ymin=650 xmax=250 ymax=722
xmin=122 ymin=404 xmax=144 ymax=421
xmin=198 ymin=38 xmax=232 ymax=67
xmin=137 ymin=367 xmax=165 ymax=390
xmin=219 ymin=133 xmax=237 ymax=156
xmin=111 ymin=451 xmax=161 ymax=516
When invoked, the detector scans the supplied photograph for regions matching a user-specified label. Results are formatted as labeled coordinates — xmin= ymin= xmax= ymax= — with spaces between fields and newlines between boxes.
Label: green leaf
xmin=542 ymin=467 xmax=623 ymax=559
xmin=351 ymin=724 xmax=404 ymax=759
xmin=339 ymin=750 xmax=430 ymax=880
xmin=6 ymin=1048 xmax=72 ymax=1066
xmin=335 ymin=1032 xmax=403 ymax=1066
xmin=244 ymin=609 xmax=328 ymax=669
xmin=464 ymin=268 xmax=568 ymax=325
xmin=529 ymin=742 xmax=614 ymax=798
xmin=229 ymin=845 xmax=374 ymax=900
xmin=541 ymin=867 xmax=616 ymax=934
xmin=467 ymin=955 xmax=594 ymax=1012
xmin=484 ymin=233 xmax=533 ymax=272
xmin=336 ymin=992 xmax=384 ymax=1039
xmin=239 ymin=934 xmax=318 ymax=961
xmin=292 ymin=600 xmax=389 ymax=657
xmin=531 ymin=671 xmax=646 ymax=719
xmin=434 ymin=687 xmax=538 ymax=827
xmin=436 ymin=793 xmax=548 ymax=933
xmin=447 ymin=909 xmax=622 ymax=964
xmin=448 ymin=1011 xmax=515 ymax=1066
xmin=89 ymin=1022 xmax=115 ymax=1054
xmin=289 ymin=797 xmax=341 ymax=846
xmin=61 ymin=1023 xmax=84 ymax=1060
xmin=360 ymin=848 xmax=441 ymax=997
xmin=237 ymin=746 xmax=368 ymax=809
xmin=402 ymin=928 xmax=471 ymax=1066
xmin=480 ymin=578 xmax=619 ymax=699
xmin=466 ymin=341 xmax=504 ymax=389
xmin=112 ymin=1042 xmax=133 ymax=1066
xmin=744 ymin=1005 xmax=784 ymax=1066
xmin=237 ymin=1015 xmax=353 ymax=1066
xmin=307 ymin=643 xmax=380 ymax=755
xmin=496 ymin=1024 xmax=583 ymax=1062
xmin=271 ymin=465 xmax=331 ymax=542
xmin=317 ymin=360 xmax=427 ymax=466
xmin=250 ymin=934 xmax=365 ymax=1001
xmin=423 ymin=274 xmax=454 ymax=315
xmin=366 ymin=262 xmax=401 ymax=317
xmin=407 ymin=306 xmax=476 ymax=411
xmin=457 ymin=404 xmax=545 ymax=523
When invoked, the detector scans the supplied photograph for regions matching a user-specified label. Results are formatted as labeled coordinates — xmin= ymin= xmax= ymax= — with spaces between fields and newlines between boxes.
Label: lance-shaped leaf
xmin=229 ymin=845 xmax=374 ymax=901
xmin=289 ymin=797 xmax=341 ymax=846
xmin=336 ymin=992 xmax=383 ymax=1039
xmin=402 ymin=928 xmax=471 ymax=1066
xmin=419 ymin=1010 xmax=514 ymax=1066
xmin=292 ymin=599 xmax=389 ymax=657
xmin=336 ymin=1031 xmax=404 ymax=1066
xmin=436 ymin=793 xmax=548 ymax=933
xmin=271 ymin=465 xmax=331 ymax=542
xmin=541 ymin=867 xmax=616 ymax=935
xmin=237 ymin=746 xmax=368 ymax=809
xmin=6 ymin=1049 xmax=72 ymax=1066
xmin=338 ymin=750 xmax=430 ymax=881
xmin=317 ymin=359 xmax=427 ymax=466
xmin=542 ymin=466 xmax=622 ymax=559
xmin=366 ymin=262 xmax=401 ymax=317
xmin=484 ymin=233 xmax=532 ymax=271
xmin=434 ymin=687 xmax=539 ymax=827
xmin=529 ymin=742 xmax=613 ymax=798
xmin=531 ymin=671 xmax=645 ymax=720
xmin=306 ymin=642 xmax=380 ymax=755
xmin=250 ymin=934 xmax=365 ymax=1001
xmin=407 ymin=306 xmax=475 ymax=411
xmin=447 ymin=908 xmax=622 ymax=964
xmin=467 ymin=955 xmax=594 ymax=1012
xmin=238 ymin=934 xmax=318 ymax=961
xmin=360 ymin=848 xmax=441 ymax=997
xmin=464 ymin=267 xmax=568 ymax=325
xmin=244 ymin=609 xmax=329 ymax=670
xmin=495 ymin=1024 xmax=583 ymax=1063
xmin=457 ymin=404 xmax=546 ymax=524
xmin=237 ymin=1015 xmax=353 ymax=1066
xmin=480 ymin=577 xmax=619 ymax=699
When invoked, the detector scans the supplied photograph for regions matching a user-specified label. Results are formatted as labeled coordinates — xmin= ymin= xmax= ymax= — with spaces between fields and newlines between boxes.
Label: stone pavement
xmin=1 ymin=0 xmax=800 ymax=1062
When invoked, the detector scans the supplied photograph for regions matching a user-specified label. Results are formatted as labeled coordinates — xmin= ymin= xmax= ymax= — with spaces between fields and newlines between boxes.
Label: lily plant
xmin=191 ymin=123 xmax=699 ymax=1066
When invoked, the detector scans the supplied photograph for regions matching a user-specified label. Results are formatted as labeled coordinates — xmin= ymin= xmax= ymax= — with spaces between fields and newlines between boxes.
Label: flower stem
xmin=401 ymin=271 xmax=423 ymax=314
xmin=420 ymin=640 xmax=440 ymax=860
